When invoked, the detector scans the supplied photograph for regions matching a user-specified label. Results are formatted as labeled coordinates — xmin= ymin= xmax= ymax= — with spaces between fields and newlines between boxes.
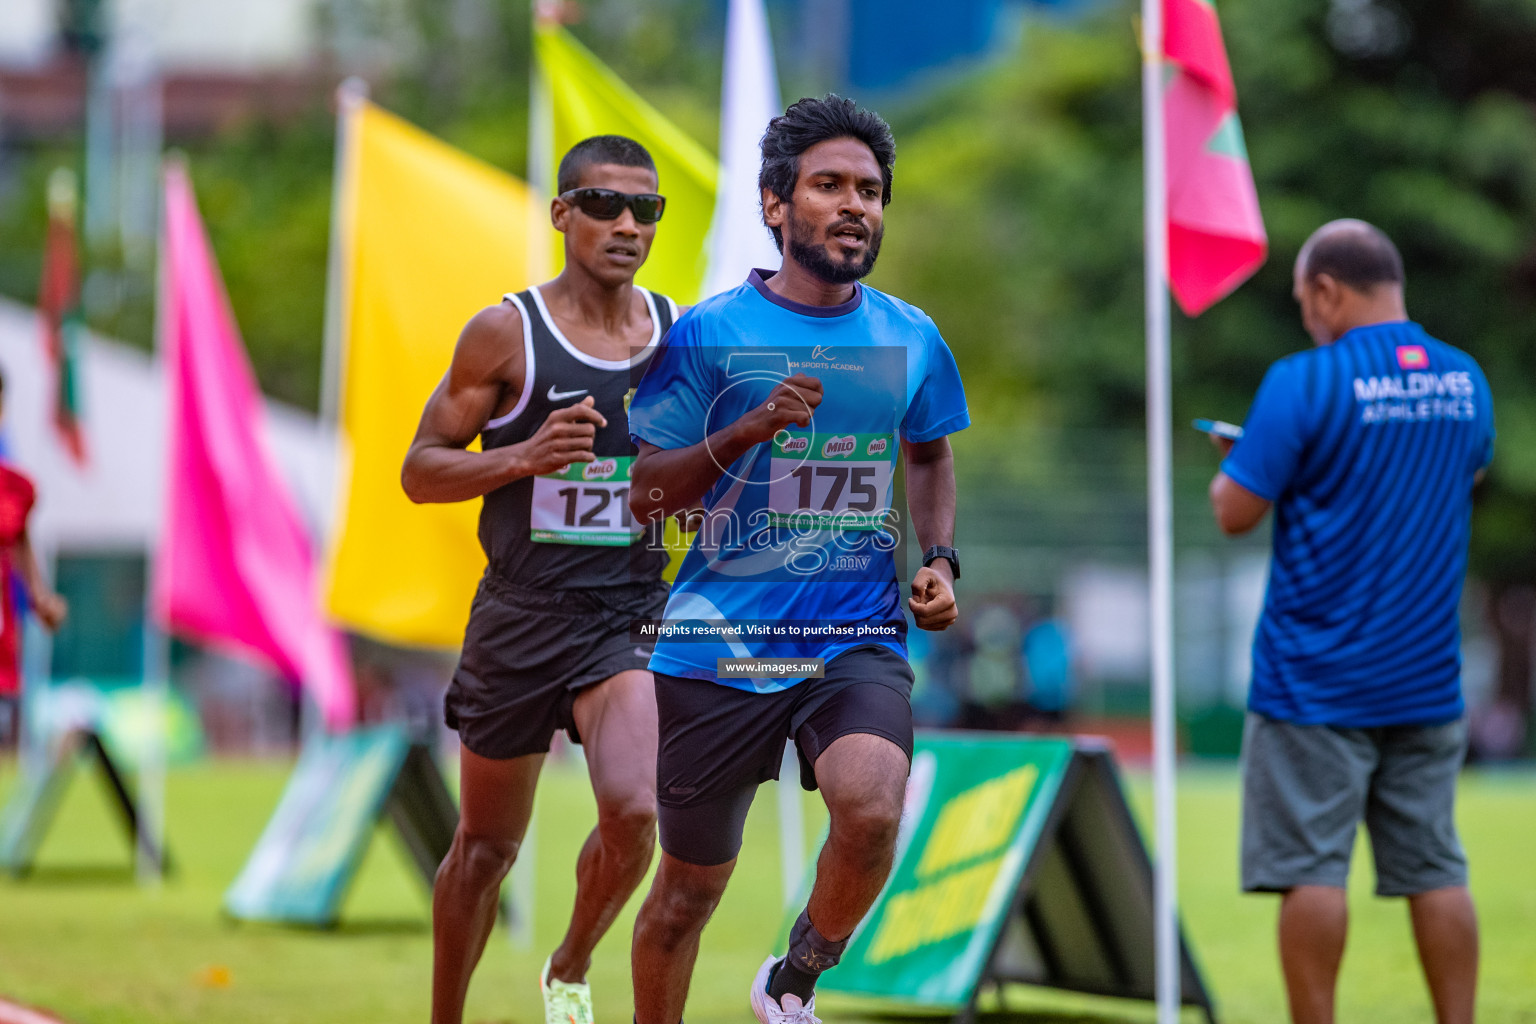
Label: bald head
xmin=1292 ymin=220 xmax=1408 ymax=345
xmin=1296 ymin=219 xmax=1404 ymax=292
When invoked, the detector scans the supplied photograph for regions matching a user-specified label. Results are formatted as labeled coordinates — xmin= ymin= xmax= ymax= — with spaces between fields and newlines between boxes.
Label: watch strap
xmin=922 ymin=545 xmax=960 ymax=580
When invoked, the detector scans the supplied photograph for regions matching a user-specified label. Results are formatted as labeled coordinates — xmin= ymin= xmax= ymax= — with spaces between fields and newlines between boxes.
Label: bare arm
xmin=903 ymin=436 xmax=958 ymax=631
xmin=401 ymin=303 xmax=606 ymax=503
xmin=1210 ymin=472 xmax=1272 ymax=536
xmin=629 ymin=373 xmax=823 ymax=521
xmin=1202 ymin=433 xmax=1272 ymax=535
xmin=12 ymin=527 xmax=66 ymax=631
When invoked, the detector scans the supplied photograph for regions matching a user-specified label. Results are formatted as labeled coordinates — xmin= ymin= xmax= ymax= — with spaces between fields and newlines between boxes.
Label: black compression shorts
xmin=654 ymin=644 xmax=914 ymax=866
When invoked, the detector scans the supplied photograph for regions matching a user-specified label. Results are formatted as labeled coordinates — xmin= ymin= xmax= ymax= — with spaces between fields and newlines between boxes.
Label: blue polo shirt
xmin=1223 ymin=321 xmax=1494 ymax=727
xmin=628 ymin=270 xmax=969 ymax=692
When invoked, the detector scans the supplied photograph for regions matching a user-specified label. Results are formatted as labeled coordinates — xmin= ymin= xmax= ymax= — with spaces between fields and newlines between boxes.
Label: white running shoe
xmin=749 ymin=955 xmax=822 ymax=1024
xmin=540 ymin=956 xmax=594 ymax=1024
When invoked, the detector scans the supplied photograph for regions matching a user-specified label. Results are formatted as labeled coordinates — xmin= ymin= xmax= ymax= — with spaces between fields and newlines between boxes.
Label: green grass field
xmin=1 ymin=753 xmax=1532 ymax=1024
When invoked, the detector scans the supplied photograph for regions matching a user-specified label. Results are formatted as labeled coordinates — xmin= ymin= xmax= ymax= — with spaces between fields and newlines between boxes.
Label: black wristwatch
xmin=921 ymin=545 xmax=961 ymax=580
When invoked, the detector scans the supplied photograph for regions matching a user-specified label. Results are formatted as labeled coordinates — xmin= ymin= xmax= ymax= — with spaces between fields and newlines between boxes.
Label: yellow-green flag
xmin=535 ymin=23 xmax=719 ymax=303
xmin=322 ymin=100 xmax=536 ymax=648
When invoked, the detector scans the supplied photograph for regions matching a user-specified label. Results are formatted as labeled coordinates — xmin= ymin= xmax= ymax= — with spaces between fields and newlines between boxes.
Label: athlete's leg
xmin=547 ymin=669 xmax=659 ymax=983
xmin=432 ymin=745 xmax=543 ymax=1024
xmin=807 ymin=732 xmax=908 ymax=937
xmin=639 ymin=672 xmax=783 ymax=1023
xmin=632 ymin=852 xmax=737 ymax=1024
xmin=761 ymin=730 xmax=907 ymax=1006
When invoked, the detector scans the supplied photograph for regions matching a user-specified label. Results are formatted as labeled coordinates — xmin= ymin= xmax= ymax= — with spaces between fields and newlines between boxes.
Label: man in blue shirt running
xmin=626 ymin=95 xmax=969 ymax=1024
xmin=1210 ymin=220 xmax=1492 ymax=1024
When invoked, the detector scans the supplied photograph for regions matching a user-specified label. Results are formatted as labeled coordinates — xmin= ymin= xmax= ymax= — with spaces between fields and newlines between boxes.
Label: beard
xmin=785 ymin=206 xmax=883 ymax=285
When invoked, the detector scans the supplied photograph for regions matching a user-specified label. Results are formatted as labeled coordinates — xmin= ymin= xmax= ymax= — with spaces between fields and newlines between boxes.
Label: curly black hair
xmin=758 ymin=95 xmax=895 ymax=251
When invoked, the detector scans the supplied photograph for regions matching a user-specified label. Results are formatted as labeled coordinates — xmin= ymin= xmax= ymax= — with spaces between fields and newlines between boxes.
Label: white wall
xmin=112 ymin=0 xmax=322 ymax=72
xmin=0 ymin=297 xmax=337 ymax=557
xmin=0 ymin=0 xmax=327 ymax=72
xmin=0 ymin=0 xmax=56 ymax=67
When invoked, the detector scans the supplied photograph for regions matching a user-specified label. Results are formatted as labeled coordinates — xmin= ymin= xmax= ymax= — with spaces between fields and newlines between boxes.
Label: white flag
xmin=703 ymin=0 xmax=783 ymax=297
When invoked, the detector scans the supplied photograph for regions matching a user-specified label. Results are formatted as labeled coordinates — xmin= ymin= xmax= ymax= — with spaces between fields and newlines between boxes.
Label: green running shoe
xmin=541 ymin=957 xmax=594 ymax=1024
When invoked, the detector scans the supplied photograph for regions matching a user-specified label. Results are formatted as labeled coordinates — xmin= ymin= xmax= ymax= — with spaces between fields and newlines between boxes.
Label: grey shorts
xmin=1240 ymin=712 xmax=1469 ymax=897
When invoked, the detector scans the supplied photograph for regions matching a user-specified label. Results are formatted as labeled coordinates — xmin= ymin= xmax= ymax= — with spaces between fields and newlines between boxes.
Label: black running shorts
xmin=444 ymin=572 xmax=669 ymax=760
xmin=654 ymin=645 xmax=915 ymax=866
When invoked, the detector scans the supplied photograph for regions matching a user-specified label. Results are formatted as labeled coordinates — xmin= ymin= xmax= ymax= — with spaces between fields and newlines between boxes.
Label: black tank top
xmin=478 ymin=285 xmax=675 ymax=590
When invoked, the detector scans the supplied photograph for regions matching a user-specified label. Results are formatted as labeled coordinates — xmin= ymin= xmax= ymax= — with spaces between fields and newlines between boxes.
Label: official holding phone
xmin=1208 ymin=220 xmax=1493 ymax=1024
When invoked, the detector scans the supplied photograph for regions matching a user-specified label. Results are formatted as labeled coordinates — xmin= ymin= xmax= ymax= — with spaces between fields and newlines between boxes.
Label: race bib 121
xmin=530 ymin=456 xmax=640 ymax=546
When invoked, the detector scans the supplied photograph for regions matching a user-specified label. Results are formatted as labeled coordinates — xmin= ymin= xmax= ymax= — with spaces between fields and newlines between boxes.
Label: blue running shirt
xmin=1222 ymin=321 xmax=1494 ymax=727
xmin=628 ymin=270 xmax=970 ymax=692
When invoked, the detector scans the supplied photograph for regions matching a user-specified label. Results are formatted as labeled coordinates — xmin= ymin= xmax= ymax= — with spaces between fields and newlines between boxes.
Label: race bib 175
xmin=766 ymin=431 xmax=895 ymax=530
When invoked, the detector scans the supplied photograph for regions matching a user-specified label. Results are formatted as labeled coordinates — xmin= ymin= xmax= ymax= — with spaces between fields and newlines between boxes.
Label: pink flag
xmin=1163 ymin=0 xmax=1267 ymax=316
xmin=152 ymin=162 xmax=355 ymax=730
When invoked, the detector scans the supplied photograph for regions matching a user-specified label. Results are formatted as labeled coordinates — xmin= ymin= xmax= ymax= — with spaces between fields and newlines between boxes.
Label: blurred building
xmin=0 ymin=0 xmax=394 ymax=145
xmin=0 ymin=0 xmax=321 ymax=73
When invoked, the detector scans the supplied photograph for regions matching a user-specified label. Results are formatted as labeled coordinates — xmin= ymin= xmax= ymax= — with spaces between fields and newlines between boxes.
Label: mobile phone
xmin=1192 ymin=418 xmax=1244 ymax=441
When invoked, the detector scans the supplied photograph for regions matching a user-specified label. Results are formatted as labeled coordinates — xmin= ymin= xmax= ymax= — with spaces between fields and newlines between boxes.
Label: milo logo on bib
xmin=583 ymin=458 xmax=619 ymax=481
xmin=766 ymin=430 xmax=898 ymax=532
xmin=822 ymin=435 xmax=857 ymax=458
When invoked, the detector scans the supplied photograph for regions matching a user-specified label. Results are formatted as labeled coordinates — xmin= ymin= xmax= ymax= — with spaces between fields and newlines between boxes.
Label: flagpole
xmin=320 ymin=77 xmax=368 ymax=432
xmin=139 ymin=156 xmax=180 ymax=885
xmin=311 ymin=77 xmax=367 ymax=742
xmin=497 ymin=5 xmax=559 ymax=951
xmin=528 ymin=5 xmax=555 ymax=283
xmin=710 ymin=0 xmax=804 ymax=903
xmin=1142 ymin=0 xmax=1180 ymax=1021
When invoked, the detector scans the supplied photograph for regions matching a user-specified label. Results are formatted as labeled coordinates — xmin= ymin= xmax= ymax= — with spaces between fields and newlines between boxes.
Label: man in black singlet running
xmin=402 ymin=135 xmax=679 ymax=1024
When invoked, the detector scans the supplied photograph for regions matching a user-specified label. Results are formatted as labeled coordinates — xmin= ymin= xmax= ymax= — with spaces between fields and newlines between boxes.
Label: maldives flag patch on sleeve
xmin=1396 ymin=344 xmax=1429 ymax=369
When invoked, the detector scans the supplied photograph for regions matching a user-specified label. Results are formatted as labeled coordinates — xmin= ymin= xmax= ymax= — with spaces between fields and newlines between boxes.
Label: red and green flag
xmin=1162 ymin=0 xmax=1266 ymax=315
xmin=38 ymin=167 xmax=88 ymax=466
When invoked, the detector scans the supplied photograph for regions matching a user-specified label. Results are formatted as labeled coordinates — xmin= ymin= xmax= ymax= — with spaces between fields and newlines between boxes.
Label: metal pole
xmin=307 ymin=78 xmax=369 ymax=743
xmin=139 ymin=157 xmax=177 ymax=884
xmin=137 ymin=585 xmax=169 ymax=883
xmin=319 ymin=78 xmax=369 ymax=432
xmin=499 ymin=8 xmax=555 ymax=950
xmin=113 ymin=18 xmax=161 ymax=274
xmin=528 ymin=7 xmax=555 ymax=283
xmin=778 ymin=741 xmax=806 ymax=906
xmin=83 ymin=36 xmax=116 ymax=248
xmin=1141 ymin=1 xmax=1180 ymax=1021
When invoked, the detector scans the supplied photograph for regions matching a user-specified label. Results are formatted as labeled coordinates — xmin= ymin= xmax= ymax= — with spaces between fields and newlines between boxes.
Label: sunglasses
xmin=559 ymin=187 xmax=666 ymax=224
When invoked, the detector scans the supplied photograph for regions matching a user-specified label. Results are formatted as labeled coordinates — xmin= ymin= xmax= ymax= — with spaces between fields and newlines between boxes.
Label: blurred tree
xmin=876 ymin=0 xmax=1536 ymax=750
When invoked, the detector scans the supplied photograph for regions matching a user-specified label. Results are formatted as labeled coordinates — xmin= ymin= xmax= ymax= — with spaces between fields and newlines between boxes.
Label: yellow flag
xmin=322 ymin=100 xmax=533 ymax=647
xmin=535 ymin=23 xmax=719 ymax=303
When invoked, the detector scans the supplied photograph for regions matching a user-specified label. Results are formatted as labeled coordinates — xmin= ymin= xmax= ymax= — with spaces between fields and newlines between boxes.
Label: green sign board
xmin=22 ymin=678 xmax=205 ymax=769
xmin=224 ymin=724 xmax=467 ymax=928
xmin=0 ymin=729 xmax=169 ymax=876
xmin=816 ymin=733 xmax=1215 ymax=1022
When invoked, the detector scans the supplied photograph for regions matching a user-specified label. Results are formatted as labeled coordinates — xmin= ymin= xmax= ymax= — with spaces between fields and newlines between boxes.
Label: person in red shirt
xmin=0 ymin=368 xmax=68 ymax=745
